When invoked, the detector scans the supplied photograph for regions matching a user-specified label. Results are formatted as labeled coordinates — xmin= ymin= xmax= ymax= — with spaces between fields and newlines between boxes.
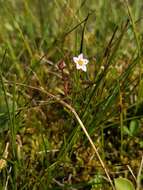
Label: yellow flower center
xmin=78 ymin=59 xmax=84 ymax=65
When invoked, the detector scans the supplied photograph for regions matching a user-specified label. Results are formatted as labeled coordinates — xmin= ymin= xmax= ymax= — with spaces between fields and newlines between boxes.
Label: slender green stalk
xmin=119 ymin=90 xmax=124 ymax=155
xmin=0 ymin=52 xmax=16 ymax=157
xmin=12 ymin=75 xmax=16 ymax=145
xmin=0 ymin=51 xmax=17 ymax=189
xmin=101 ymin=127 xmax=105 ymax=160
xmin=124 ymin=0 xmax=142 ymax=110
xmin=137 ymin=156 xmax=143 ymax=190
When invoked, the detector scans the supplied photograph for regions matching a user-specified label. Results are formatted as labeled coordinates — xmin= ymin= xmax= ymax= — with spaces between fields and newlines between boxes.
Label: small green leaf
xmin=114 ymin=177 xmax=135 ymax=190
xmin=123 ymin=126 xmax=131 ymax=136
xmin=129 ymin=119 xmax=139 ymax=136
xmin=139 ymin=141 xmax=143 ymax=148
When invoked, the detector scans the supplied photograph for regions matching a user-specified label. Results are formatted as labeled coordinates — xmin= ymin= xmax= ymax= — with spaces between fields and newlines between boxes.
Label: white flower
xmin=73 ymin=53 xmax=89 ymax=72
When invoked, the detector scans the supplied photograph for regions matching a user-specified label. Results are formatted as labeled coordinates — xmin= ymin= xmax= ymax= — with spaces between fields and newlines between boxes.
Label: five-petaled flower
xmin=73 ymin=53 xmax=89 ymax=72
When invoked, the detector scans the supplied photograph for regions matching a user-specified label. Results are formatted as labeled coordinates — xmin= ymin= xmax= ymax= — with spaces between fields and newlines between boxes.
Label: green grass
xmin=0 ymin=0 xmax=143 ymax=189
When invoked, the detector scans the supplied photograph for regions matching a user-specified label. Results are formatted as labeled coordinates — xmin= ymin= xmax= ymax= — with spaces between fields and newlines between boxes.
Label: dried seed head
xmin=58 ymin=60 xmax=66 ymax=70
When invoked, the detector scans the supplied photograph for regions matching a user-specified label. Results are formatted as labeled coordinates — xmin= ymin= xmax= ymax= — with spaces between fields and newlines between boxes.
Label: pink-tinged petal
xmin=73 ymin=57 xmax=79 ymax=64
xmin=84 ymin=59 xmax=89 ymax=65
xmin=81 ymin=65 xmax=87 ymax=72
xmin=78 ymin=53 xmax=83 ymax=59
xmin=76 ymin=63 xmax=82 ymax=70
